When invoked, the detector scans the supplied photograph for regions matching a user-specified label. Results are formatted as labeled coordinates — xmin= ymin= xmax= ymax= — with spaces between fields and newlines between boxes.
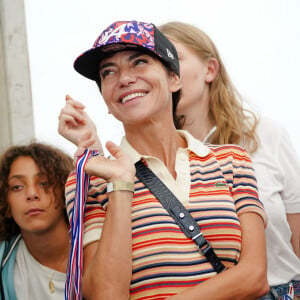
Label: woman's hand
xmin=76 ymin=133 xmax=135 ymax=183
xmin=58 ymin=95 xmax=103 ymax=154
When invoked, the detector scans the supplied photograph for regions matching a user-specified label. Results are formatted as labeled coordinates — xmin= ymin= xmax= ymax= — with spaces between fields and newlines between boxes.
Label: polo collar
xmin=119 ymin=130 xmax=211 ymax=164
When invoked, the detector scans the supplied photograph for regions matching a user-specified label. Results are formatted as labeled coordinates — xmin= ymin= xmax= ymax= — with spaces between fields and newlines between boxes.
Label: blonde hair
xmin=159 ymin=22 xmax=258 ymax=152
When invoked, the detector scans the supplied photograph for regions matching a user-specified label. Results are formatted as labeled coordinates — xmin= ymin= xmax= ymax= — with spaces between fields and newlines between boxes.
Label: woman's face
xmin=170 ymin=39 xmax=211 ymax=115
xmin=99 ymin=50 xmax=181 ymax=126
xmin=7 ymin=156 xmax=66 ymax=236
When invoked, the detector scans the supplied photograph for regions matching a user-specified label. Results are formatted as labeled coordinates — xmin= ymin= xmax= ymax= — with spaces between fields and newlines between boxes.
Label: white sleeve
xmin=278 ymin=126 xmax=300 ymax=213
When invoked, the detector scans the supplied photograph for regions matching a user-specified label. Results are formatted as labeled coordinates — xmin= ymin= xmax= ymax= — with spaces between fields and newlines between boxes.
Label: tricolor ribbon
xmin=282 ymin=282 xmax=294 ymax=300
xmin=65 ymin=149 xmax=98 ymax=300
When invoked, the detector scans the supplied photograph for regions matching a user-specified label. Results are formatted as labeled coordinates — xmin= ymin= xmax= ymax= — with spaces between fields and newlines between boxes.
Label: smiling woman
xmin=0 ymin=143 xmax=73 ymax=300
xmin=23 ymin=1 xmax=300 ymax=158
xmin=59 ymin=20 xmax=269 ymax=300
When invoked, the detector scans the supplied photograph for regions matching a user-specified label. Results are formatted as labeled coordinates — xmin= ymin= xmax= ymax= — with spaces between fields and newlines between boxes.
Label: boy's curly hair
xmin=0 ymin=142 xmax=73 ymax=240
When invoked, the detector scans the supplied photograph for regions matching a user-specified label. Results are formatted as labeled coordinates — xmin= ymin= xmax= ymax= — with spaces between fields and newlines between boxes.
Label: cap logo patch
xmin=166 ymin=48 xmax=174 ymax=59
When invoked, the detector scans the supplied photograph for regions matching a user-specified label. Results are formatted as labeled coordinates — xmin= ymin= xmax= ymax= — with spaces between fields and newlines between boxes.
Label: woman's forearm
xmin=168 ymin=213 xmax=269 ymax=300
xmin=83 ymin=191 xmax=133 ymax=300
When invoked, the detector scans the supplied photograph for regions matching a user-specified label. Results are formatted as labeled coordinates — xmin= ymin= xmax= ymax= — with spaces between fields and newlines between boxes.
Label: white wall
xmin=0 ymin=0 xmax=34 ymax=151
xmin=24 ymin=0 xmax=300 ymax=156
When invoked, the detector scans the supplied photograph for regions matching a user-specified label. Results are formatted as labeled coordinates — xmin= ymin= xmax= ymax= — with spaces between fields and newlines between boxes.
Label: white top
xmin=250 ymin=117 xmax=300 ymax=286
xmin=14 ymin=239 xmax=66 ymax=300
xmin=204 ymin=117 xmax=300 ymax=285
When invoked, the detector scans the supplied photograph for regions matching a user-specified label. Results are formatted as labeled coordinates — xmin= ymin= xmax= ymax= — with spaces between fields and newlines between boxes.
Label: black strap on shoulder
xmin=135 ymin=160 xmax=226 ymax=273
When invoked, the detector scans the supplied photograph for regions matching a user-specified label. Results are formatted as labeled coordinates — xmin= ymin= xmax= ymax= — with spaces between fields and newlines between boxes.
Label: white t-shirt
xmin=251 ymin=117 xmax=300 ymax=286
xmin=14 ymin=239 xmax=66 ymax=300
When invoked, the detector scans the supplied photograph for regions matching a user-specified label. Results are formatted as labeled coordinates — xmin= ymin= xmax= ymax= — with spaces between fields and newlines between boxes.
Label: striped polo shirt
xmin=65 ymin=130 xmax=265 ymax=299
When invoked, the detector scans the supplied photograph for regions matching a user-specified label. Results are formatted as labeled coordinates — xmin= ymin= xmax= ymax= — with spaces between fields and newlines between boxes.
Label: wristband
xmin=106 ymin=181 xmax=135 ymax=193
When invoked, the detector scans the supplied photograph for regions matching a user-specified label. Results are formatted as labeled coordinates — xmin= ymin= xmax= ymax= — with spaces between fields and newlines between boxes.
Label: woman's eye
xmin=134 ymin=58 xmax=147 ymax=66
xmin=100 ymin=69 xmax=113 ymax=79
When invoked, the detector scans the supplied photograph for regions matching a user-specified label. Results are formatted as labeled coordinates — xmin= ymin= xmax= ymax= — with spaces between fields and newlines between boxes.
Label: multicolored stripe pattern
xmin=65 ymin=149 xmax=98 ymax=300
xmin=65 ymin=145 xmax=265 ymax=299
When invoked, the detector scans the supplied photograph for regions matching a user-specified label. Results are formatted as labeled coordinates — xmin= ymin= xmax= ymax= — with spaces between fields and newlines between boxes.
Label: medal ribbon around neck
xmin=65 ymin=149 xmax=99 ymax=300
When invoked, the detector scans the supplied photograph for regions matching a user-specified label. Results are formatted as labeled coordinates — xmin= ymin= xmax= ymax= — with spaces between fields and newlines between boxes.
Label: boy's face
xmin=7 ymin=156 xmax=66 ymax=236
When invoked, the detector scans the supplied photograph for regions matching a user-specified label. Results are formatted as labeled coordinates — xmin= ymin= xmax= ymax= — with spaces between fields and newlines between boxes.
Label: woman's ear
xmin=169 ymin=73 xmax=183 ymax=92
xmin=205 ymin=58 xmax=219 ymax=83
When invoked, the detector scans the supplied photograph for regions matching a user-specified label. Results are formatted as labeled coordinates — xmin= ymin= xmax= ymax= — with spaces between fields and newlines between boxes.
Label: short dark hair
xmin=0 ymin=142 xmax=73 ymax=240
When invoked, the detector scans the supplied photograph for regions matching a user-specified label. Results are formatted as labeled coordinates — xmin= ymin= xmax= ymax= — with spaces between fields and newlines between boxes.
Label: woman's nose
xmin=118 ymin=69 xmax=136 ymax=87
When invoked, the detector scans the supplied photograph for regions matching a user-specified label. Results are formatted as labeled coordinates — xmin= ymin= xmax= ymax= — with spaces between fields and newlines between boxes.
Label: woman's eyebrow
xmin=100 ymin=52 xmax=145 ymax=71
xmin=99 ymin=61 xmax=115 ymax=71
xmin=128 ymin=52 xmax=144 ymax=61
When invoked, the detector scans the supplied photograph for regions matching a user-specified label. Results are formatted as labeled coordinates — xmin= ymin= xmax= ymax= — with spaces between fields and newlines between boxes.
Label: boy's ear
xmin=205 ymin=58 xmax=219 ymax=83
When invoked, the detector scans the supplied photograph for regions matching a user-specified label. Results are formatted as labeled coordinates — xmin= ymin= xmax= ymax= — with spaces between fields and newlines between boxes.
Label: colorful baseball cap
xmin=74 ymin=20 xmax=180 ymax=81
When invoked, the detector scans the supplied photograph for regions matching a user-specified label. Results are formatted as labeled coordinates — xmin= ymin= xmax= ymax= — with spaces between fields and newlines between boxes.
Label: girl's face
xmin=170 ymin=39 xmax=212 ymax=115
xmin=7 ymin=156 xmax=66 ymax=236
xmin=99 ymin=50 xmax=181 ymax=126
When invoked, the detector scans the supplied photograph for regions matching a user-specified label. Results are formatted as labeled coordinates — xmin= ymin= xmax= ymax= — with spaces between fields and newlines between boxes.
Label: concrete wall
xmin=0 ymin=0 xmax=34 ymax=153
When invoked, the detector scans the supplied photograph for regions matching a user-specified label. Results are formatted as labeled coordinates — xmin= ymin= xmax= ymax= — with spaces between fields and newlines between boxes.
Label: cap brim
xmin=74 ymin=42 xmax=177 ymax=81
xmin=74 ymin=48 xmax=104 ymax=81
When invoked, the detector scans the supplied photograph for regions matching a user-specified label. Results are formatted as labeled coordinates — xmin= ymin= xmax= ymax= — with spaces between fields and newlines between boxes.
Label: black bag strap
xmin=135 ymin=160 xmax=226 ymax=273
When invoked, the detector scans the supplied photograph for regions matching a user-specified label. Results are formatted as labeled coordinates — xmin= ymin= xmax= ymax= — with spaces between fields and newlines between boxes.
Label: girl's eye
xmin=10 ymin=185 xmax=23 ymax=192
xmin=100 ymin=69 xmax=114 ymax=79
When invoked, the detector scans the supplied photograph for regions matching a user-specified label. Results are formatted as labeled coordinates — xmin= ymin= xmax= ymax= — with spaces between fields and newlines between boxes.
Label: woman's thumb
xmin=106 ymin=141 xmax=122 ymax=158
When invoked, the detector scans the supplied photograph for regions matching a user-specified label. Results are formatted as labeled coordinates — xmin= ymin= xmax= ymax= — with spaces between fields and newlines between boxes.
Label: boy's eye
xmin=10 ymin=184 xmax=23 ymax=192
xmin=39 ymin=181 xmax=49 ymax=188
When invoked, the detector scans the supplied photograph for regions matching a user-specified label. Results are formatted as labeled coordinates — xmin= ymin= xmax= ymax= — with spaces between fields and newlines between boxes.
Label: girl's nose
xmin=26 ymin=186 xmax=40 ymax=201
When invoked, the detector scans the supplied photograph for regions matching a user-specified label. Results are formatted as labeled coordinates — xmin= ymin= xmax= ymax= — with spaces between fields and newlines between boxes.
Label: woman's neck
xmin=125 ymin=120 xmax=186 ymax=178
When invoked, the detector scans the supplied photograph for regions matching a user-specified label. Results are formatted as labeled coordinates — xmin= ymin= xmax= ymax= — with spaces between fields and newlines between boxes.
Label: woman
xmin=62 ymin=20 xmax=268 ymax=300
xmin=0 ymin=142 xmax=73 ymax=300
xmin=159 ymin=21 xmax=300 ymax=299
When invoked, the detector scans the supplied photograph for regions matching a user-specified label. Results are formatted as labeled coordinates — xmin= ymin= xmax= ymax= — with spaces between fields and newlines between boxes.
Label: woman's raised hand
xmin=58 ymin=95 xmax=103 ymax=155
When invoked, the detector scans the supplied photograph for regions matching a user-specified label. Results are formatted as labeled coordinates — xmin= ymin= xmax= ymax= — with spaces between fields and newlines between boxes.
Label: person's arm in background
xmin=277 ymin=125 xmax=300 ymax=258
xmin=287 ymin=213 xmax=300 ymax=257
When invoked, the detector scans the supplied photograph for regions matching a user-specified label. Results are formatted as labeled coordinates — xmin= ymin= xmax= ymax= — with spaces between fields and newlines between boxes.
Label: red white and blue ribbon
xmin=282 ymin=282 xmax=294 ymax=300
xmin=65 ymin=149 xmax=98 ymax=300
